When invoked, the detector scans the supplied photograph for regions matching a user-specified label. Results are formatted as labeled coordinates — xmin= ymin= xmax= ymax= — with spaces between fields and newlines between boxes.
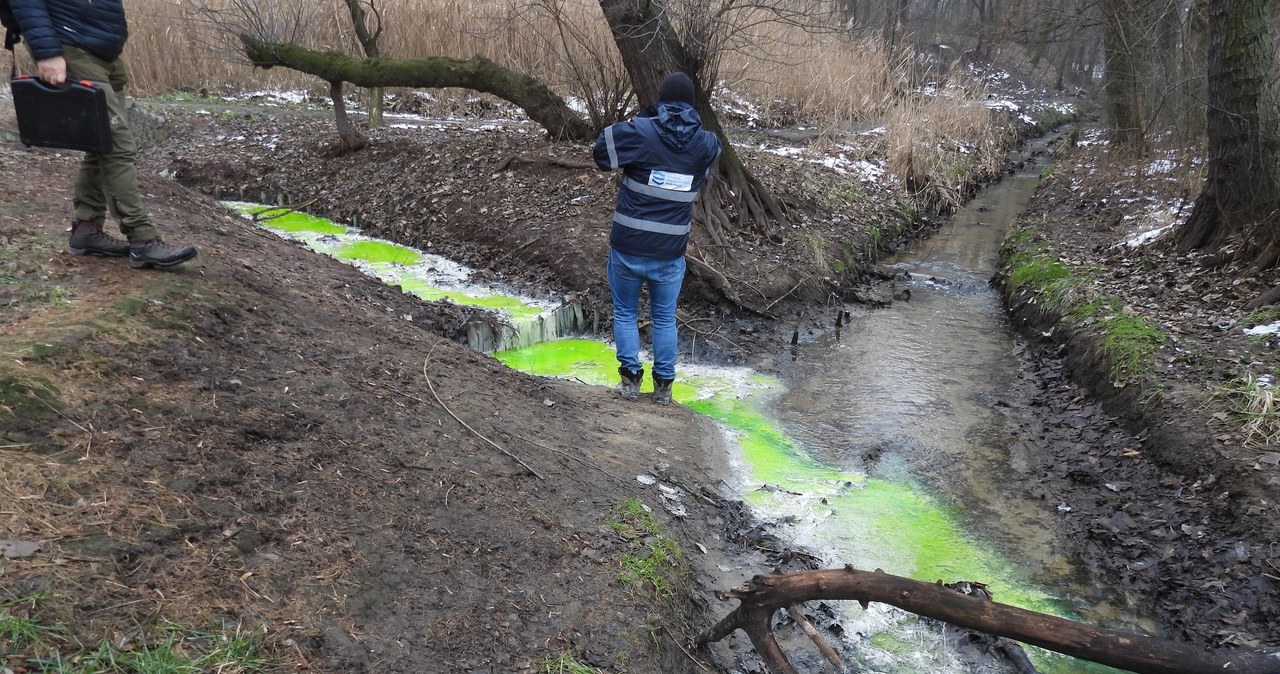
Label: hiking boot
xmin=67 ymin=218 xmax=129 ymax=257
xmin=653 ymin=376 xmax=675 ymax=405
xmin=129 ymin=238 xmax=197 ymax=269
xmin=618 ymin=367 xmax=643 ymax=401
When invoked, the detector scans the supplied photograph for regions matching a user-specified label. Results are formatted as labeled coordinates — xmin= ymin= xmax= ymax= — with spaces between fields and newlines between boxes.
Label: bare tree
xmin=496 ymin=0 xmax=635 ymax=129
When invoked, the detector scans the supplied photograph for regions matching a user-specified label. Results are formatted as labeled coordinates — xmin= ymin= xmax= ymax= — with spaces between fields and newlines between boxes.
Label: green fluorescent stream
xmin=230 ymin=203 xmax=1121 ymax=673
xmin=496 ymin=339 xmax=1122 ymax=674
xmin=226 ymin=202 xmax=545 ymax=321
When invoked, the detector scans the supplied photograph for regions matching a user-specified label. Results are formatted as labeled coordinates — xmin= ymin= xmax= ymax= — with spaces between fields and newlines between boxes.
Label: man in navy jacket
xmin=593 ymin=72 xmax=721 ymax=404
xmin=11 ymin=0 xmax=197 ymax=268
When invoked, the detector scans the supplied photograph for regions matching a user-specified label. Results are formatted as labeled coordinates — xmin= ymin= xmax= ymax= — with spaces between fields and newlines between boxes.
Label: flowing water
xmin=226 ymin=134 xmax=1143 ymax=672
xmin=736 ymin=133 xmax=1145 ymax=672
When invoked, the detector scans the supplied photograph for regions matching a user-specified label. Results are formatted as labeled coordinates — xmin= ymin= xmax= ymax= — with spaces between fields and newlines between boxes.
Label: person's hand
xmin=36 ymin=56 xmax=67 ymax=86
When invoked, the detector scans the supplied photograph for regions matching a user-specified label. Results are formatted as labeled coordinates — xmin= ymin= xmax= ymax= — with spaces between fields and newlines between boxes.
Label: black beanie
xmin=658 ymin=72 xmax=696 ymax=105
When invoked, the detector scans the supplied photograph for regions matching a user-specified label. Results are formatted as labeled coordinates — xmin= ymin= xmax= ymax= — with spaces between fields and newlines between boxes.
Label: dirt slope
xmin=1 ymin=146 xmax=759 ymax=673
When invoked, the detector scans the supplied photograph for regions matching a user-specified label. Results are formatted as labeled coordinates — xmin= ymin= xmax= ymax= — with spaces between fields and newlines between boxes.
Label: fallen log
xmin=697 ymin=566 xmax=1280 ymax=674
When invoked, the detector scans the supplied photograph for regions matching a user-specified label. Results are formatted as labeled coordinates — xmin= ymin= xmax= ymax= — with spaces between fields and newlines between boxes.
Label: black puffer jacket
xmin=10 ymin=0 xmax=129 ymax=62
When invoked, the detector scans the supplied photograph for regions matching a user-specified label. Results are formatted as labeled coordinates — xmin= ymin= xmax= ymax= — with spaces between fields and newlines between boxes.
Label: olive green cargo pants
xmin=61 ymin=45 xmax=159 ymax=243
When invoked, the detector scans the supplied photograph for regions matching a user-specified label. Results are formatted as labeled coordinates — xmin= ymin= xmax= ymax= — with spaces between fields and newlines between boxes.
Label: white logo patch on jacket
xmin=648 ymin=171 xmax=694 ymax=191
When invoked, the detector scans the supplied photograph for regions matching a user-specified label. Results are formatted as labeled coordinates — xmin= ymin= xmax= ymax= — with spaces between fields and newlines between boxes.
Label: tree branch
xmin=238 ymin=35 xmax=592 ymax=140
xmin=698 ymin=567 xmax=1280 ymax=674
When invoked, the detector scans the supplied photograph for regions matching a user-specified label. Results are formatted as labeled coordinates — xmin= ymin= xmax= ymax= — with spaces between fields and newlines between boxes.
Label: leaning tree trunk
xmin=240 ymin=36 xmax=592 ymax=141
xmin=700 ymin=567 xmax=1280 ymax=674
xmin=343 ymin=0 xmax=385 ymax=129
xmin=596 ymin=0 xmax=787 ymax=244
xmin=327 ymin=80 xmax=368 ymax=154
xmin=1175 ymin=0 xmax=1280 ymax=265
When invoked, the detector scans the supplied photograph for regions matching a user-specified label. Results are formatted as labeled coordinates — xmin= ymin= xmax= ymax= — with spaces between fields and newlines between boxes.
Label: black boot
xmin=129 ymin=237 xmax=198 ymax=269
xmin=653 ymin=376 xmax=675 ymax=405
xmin=67 ymin=218 xmax=129 ymax=257
xmin=617 ymin=367 xmax=643 ymax=401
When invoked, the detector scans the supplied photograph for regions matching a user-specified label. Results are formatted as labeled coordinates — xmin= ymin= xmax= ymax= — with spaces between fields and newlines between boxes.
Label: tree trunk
xmin=1175 ymin=0 xmax=1280 ymax=260
xmin=699 ymin=567 xmax=1280 ymax=674
xmin=239 ymin=36 xmax=592 ymax=141
xmin=343 ymin=0 xmax=385 ymax=129
xmin=328 ymin=80 xmax=368 ymax=154
xmin=596 ymin=0 xmax=786 ymax=239
xmin=367 ymin=86 xmax=384 ymax=128
xmin=1180 ymin=0 xmax=1210 ymax=143
xmin=1102 ymin=0 xmax=1146 ymax=149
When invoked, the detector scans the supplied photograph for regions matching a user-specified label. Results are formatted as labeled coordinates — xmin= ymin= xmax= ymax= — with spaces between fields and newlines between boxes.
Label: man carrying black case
xmin=9 ymin=0 xmax=197 ymax=268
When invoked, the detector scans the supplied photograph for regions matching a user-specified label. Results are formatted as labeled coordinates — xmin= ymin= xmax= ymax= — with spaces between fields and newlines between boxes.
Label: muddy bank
xmin=995 ymin=146 xmax=1280 ymax=647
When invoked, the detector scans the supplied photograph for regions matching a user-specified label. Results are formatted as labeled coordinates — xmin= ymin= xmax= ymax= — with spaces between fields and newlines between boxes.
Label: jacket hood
xmin=652 ymin=102 xmax=703 ymax=152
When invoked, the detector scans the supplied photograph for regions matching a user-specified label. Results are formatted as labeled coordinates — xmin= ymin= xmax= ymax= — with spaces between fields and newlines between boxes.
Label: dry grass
xmin=1212 ymin=373 xmax=1280 ymax=449
xmin=883 ymin=79 xmax=1011 ymax=213
xmin=115 ymin=0 xmax=927 ymax=128
xmin=717 ymin=22 xmax=895 ymax=127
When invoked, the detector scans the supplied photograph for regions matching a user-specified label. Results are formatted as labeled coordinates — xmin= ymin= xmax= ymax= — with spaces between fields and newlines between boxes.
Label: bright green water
xmin=225 ymin=202 xmax=552 ymax=327
xmin=495 ymin=338 xmax=1123 ymax=674
xmin=399 ymin=277 xmax=545 ymax=319
xmin=230 ymin=205 xmax=347 ymax=235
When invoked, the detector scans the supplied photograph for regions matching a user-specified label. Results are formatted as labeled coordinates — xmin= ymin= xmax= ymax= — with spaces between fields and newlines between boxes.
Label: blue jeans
xmin=607 ymin=248 xmax=686 ymax=379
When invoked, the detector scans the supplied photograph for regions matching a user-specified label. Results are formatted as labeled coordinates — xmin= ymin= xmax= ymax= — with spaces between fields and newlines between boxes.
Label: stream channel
xmin=227 ymin=128 xmax=1146 ymax=674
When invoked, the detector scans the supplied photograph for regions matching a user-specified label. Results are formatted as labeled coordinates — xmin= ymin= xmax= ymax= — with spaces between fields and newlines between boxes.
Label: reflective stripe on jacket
xmin=593 ymin=102 xmax=722 ymax=260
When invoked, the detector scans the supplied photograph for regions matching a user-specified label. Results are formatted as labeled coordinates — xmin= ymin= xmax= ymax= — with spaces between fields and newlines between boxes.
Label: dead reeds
xmin=118 ymin=1 xmax=925 ymax=126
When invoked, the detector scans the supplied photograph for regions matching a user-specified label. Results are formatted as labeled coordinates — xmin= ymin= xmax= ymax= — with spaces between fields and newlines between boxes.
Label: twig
xmin=497 ymin=153 xmax=595 ymax=171
xmin=494 ymin=236 xmax=544 ymax=266
xmin=786 ymin=604 xmax=843 ymax=669
xmin=421 ymin=347 xmax=544 ymax=479
xmin=662 ymin=625 xmax=712 ymax=672
xmin=35 ymin=395 xmax=92 ymax=455
xmin=514 ymin=432 xmax=634 ymax=489
xmin=678 ymin=318 xmax=742 ymax=351
xmin=723 ymin=272 xmax=769 ymax=300
xmin=763 ymin=277 xmax=811 ymax=313
xmin=251 ymin=197 xmax=320 ymax=222
xmin=376 ymin=456 xmax=435 ymax=472
xmin=88 ymin=598 xmax=152 ymax=616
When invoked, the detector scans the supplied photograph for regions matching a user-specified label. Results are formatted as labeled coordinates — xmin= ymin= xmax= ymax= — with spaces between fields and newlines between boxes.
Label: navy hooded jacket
xmin=11 ymin=0 xmax=129 ymax=62
xmin=593 ymin=102 xmax=722 ymax=261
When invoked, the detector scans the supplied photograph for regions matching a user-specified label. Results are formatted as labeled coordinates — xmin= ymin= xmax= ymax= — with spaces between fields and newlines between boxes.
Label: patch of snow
xmin=985 ymin=99 xmax=1020 ymax=112
xmin=1245 ymin=322 xmax=1280 ymax=337
xmin=563 ymin=96 xmax=590 ymax=116
xmin=236 ymin=89 xmax=311 ymax=105
xmin=762 ymin=144 xmax=885 ymax=181
xmin=1078 ymin=129 xmax=1110 ymax=147
xmin=1123 ymin=223 xmax=1174 ymax=248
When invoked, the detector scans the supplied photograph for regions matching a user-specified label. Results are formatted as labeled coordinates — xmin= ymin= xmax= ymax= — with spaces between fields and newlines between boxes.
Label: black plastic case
xmin=10 ymin=76 xmax=112 ymax=154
